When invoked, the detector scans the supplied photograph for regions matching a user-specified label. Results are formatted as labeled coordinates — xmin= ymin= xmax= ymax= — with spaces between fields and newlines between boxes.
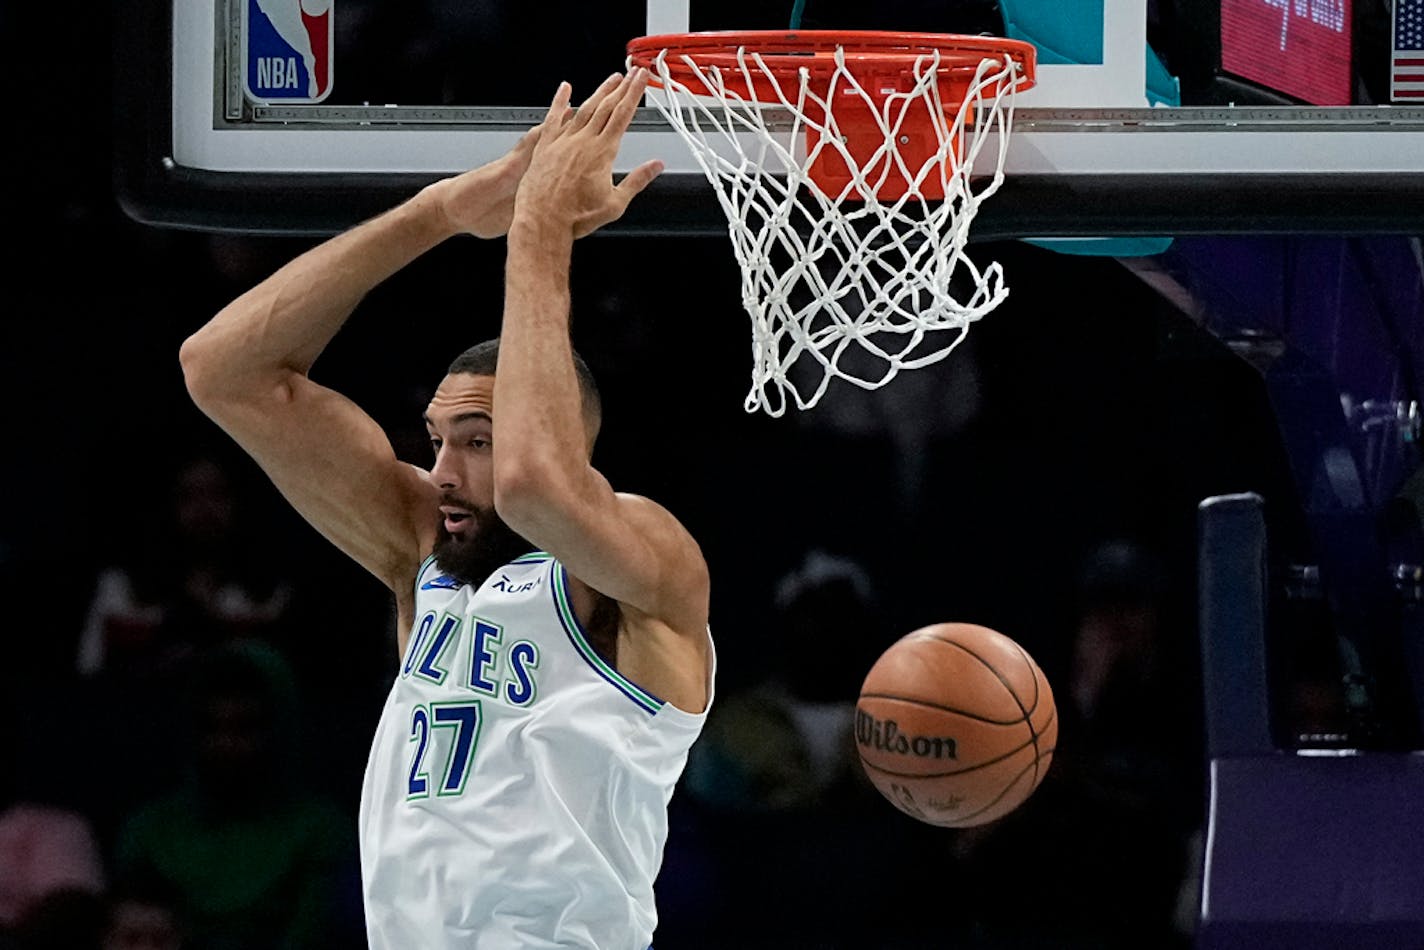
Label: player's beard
xmin=432 ymin=498 xmax=537 ymax=587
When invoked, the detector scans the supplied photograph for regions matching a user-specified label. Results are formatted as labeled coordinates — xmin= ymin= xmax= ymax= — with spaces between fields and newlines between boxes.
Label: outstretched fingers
xmin=543 ymin=81 xmax=574 ymax=133
xmin=594 ymin=68 xmax=649 ymax=140
xmin=615 ymin=158 xmax=664 ymax=204
xmin=570 ymin=72 xmax=626 ymax=131
xmin=524 ymin=70 xmax=662 ymax=235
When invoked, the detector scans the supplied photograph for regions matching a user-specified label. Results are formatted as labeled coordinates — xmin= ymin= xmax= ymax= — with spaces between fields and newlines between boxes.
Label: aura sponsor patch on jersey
xmin=243 ymin=0 xmax=333 ymax=103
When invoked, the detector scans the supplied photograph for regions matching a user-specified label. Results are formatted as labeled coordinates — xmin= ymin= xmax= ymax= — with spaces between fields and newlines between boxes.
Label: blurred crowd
xmin=1 ymin=447 xmax=370 ymax=950
xmin=0 ymin=432 xmax=1209 ymax=949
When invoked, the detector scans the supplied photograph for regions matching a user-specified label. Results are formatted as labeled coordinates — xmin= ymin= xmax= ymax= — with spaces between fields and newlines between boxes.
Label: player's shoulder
xmin=613 ymin=491 xmax=705 ymax=550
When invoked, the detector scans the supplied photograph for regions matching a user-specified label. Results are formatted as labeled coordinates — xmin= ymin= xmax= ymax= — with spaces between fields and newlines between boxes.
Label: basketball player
xmin=179 ymin=68 xmax=714 ymax=949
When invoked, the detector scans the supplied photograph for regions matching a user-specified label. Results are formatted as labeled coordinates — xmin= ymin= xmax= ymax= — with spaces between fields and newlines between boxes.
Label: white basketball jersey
xmin=358 ymin=553 xmax=713 ymax=950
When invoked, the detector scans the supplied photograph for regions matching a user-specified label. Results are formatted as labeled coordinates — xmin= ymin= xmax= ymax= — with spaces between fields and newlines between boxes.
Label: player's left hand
xmin=427 ymin=122 xmax=542 ymax=239
xmin=515 ymin=69 xmax=664 ymax=239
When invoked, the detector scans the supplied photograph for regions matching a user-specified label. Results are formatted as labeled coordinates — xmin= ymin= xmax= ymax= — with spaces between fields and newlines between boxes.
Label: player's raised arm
xmin=179 ymin=130 xmax=540 ymax=598
xmin=491 ymin=71 xmax=710 ymax=657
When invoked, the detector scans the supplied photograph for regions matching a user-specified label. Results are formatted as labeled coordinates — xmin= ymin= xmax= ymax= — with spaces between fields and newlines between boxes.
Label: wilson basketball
xmin=855 ymin=623 xmax=1057 ymax=828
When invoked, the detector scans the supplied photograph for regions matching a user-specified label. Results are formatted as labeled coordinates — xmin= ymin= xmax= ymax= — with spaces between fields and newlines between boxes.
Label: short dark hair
xmin=447 ymin=338 xmax=602 ymax=441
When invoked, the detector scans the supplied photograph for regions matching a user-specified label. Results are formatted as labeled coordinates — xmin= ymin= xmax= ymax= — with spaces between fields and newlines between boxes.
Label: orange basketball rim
xmin=627 ymin=30 xmax=1037 ymax=201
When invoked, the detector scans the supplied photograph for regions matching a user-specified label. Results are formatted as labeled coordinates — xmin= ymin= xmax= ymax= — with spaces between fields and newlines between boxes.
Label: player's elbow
xmin=180 ymin=328 xmax=297 ymax=414
xmin=492 ymin=456 xmax=546 ymax=516
xmin=492 ymin=454 xmax=570 ymax=531
xmin=179 ymin=332 xmax=224 ymax=408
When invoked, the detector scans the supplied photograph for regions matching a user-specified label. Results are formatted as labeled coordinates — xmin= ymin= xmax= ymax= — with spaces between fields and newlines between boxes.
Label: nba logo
xmin=243 ymin=0 xmax=333 ymax=103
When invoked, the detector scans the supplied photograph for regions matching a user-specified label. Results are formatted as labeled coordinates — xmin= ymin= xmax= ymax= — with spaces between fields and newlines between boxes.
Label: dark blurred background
xmin=3 ymin=0 xmax=1387 ymax=948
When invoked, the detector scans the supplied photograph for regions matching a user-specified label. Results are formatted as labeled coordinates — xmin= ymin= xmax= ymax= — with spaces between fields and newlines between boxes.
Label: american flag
xmin=1396 ymin=0 xmax=1424 ymax=99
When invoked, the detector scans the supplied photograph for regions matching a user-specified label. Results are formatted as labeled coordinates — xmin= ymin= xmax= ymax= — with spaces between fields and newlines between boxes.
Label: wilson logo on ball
xmin=855 ymin=711 xmax=957 ymax=759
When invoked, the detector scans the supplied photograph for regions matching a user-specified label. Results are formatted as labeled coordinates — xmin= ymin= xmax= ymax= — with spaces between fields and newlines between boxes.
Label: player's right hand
xmin=514 ymin=69 xmax=664 ymax=239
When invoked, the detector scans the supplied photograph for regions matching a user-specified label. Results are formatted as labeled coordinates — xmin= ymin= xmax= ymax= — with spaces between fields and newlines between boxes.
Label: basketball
xmin=855 ymin=623 xmax=1057 ymax=828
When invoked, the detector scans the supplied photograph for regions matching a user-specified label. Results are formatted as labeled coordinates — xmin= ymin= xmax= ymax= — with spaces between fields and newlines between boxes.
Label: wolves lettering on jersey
xmin=358 ymin=551 xmax=714 ymax=949
xmin=400 ymin=555 xmax=546 ymax=704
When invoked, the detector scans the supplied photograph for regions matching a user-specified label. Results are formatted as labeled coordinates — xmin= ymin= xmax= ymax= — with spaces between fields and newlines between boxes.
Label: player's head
xmin=425 ymin=338 xmax=601 ymax=584
xmin=445 ymin=338 xmax=602 ymax=447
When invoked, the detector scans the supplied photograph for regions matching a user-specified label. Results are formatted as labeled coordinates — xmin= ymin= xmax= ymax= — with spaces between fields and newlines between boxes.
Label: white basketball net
xmin=636 ymin=44 xmax=1029 ymax=416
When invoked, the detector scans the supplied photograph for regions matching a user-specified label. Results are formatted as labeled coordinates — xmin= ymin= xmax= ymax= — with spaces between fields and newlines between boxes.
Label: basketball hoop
xmin=626 ymin=31 xmax=1036 ymax=416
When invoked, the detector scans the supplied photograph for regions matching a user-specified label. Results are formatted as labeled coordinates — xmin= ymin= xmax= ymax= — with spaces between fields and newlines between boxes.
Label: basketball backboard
xmin=115 ymin=0 xmax=1424 ymax=236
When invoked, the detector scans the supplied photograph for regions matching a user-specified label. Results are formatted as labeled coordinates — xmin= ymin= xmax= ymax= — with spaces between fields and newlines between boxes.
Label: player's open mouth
xmin=440 ymin=506 xmax=474 ymax=534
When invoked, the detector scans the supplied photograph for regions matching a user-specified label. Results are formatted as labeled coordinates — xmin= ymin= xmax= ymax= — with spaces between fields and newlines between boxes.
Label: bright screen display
xmin=1221 ymin=0 xmax=1353 ymax=104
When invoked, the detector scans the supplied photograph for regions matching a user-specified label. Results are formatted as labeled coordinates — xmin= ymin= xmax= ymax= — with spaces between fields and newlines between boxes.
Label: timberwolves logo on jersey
xmin=243 ymin=0 xmax=333 ymax=103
